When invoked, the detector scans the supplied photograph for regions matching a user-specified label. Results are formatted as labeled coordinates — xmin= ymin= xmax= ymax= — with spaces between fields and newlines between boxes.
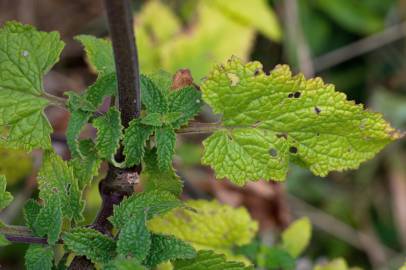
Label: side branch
xmin=0 ymin=225 xmax=50 ymax=245
xmin=176 ymin=122 xmax=223 ymax=134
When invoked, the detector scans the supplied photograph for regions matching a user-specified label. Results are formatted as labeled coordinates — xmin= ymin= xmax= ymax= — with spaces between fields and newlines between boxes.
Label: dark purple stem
xmin=68 ymin=0 xmax=141 ymax=268
xmin=103 ymin=0 xmax=141 ymax=127
xmin=5 ymin=235 xmax=48 ymax=245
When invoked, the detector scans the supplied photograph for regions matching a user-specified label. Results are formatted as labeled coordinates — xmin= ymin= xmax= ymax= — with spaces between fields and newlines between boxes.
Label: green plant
xmin=0 ymin=0 xmax=401 ymax=269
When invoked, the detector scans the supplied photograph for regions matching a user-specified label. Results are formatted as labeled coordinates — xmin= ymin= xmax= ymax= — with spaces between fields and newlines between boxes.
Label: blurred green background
xmin=1 ymin=0 xmax=406 ymax=269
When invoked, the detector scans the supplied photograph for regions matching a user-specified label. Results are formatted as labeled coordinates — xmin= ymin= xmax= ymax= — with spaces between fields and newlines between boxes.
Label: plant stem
xmin=0 ymin=225 xmax=50 ymax=245
xmin=176 ymin=122 xmax=223 ymax=134
xmin=103 ymin=0 xmax=141 ymax=127
xmin=42 ymin=92 xmax=67 ymax=108
xmin=69 ymin=0 xmax=141 ymax=269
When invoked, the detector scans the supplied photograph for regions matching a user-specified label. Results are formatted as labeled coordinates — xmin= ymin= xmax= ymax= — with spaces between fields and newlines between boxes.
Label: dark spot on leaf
xmin=269 ymin=148 xmax=278 ymax=157
xmin=289 ymin=146 xmax=298 ymax=154
xmin=288 ymin=93 xmax=294 ymax=98
xmin=254 ymin=69 xmax=261 ymax=76
xmin=276 ymin=133 xmax=288 ymax=139
xmin=316 ymin=133 xmax=320 ymax=136
xmin=314 ymin=107 xmax=321 ymax=114
xmin=294 ymin=91 xmax=301 ymax=98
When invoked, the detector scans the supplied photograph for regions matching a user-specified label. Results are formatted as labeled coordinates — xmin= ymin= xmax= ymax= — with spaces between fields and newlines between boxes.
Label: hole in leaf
xmin=294 ymin=92 xmax=301 ymax=98
xmin=314 ymin=107 xmax=321 ymax=114
xmin=288 ymin=93 xmax=294 ymax=98
xmin=289 ymin=146 xmax=298 ymax=154
xmin=254 ymin=69 xmax=261 ymax=76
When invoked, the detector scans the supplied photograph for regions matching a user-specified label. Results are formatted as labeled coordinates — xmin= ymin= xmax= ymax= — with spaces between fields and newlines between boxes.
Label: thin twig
xmin=287 ymin=194 xmax=397 ymax=257
xmin=41 ymin=92 xmax=67 ymax=108
xmin=0 ymin=225 xmax=51 ymax=245
xmin=176 ymin=122 xmax=222 ymax=134
xmin=314 ymin=21 xmax=406 ymax=72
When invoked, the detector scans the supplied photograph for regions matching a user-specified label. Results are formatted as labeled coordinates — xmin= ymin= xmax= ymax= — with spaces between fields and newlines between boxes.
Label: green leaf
xmin=33 ymin=193 xmax=62 ymax=245
xmin=141 ymin=148 xmax=183 ymax=196
xmin=0 ymin=22 xmax=64 ymax=151
xmin=163 ymin=112 xmax=183 ymax=125
xmin=93 ymin=107 xmax=123 ymax=160
xmin=69 ymin=140 xmax=101 ymax=190
xmin=103 ymin=258 xmax=147 ymax=270
xmin=63 ymin=227 xmax=116 ymax=264
xmin=38 ymin=151 xmax=83 ymax=221
xmin=111 ymin=190 xmax=182 ymax=229
xmin=148 ymin=200 xmax=258 ymax=257
xmin=117 ymin=213 xmax=151 ymax=261
xmin=0 ymin=175 xmax=13 ymax=210
xmin=208 ymin=0 xmax=281 ymax=41
xmin=168 ymin=86 xmax=202 ymax=129
xmin=123 ymin=119 xmax=154 ymax=167
xmin=83 ymin=73 xmax=117 ymax=108
xmin=23 ymin=199 xmax=41 ymax=231
xmin=75 ymin=35 xmax=115 ymax=75
xmin=141 ymin=113 xmax=163 ymax=127
xmin=257 ymin=247 xmax=295 ymax=270
xmin=66 ymin=91 xmax=96 ymax=112
xmin=66 ymin=74 xmax=117 ymax=158
xmin=0 ymin=233 xmax=10 ymax=246
xmin=141 ymin=75 xmax=169 ymax=114
xmin=25 ymin=244 xmax=54 ymax=270
xmin=281 ymin=217 xmax=311 ymax=258
xmin=156 ymin=126 xmax=176 ymax=170
xmin=66 ymin=110 xmax=92 ymax=158
xmin=173 ymin=250 xmax=253 ymax=270
xmin=201 ymin=57 xmax=399 ymax=185
xmin=144 ymin=234 xmax=196 ymax=267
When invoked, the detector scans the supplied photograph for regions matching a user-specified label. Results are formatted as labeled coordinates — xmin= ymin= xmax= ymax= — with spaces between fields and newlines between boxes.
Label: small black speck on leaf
xmin=294 ymin=91 xmax=301 ymax=98
xmin=314 ymin=107 xmax=321 ymax=114
xmin=289 ymin=146 xmax=298 ymax=154
xmin=254 ymin=69 xmax=261 ymax=76
xmin=288 ymin=93 xmax=294 ymax=98
xmin=269 ymin=148 xmax=278 ymax=157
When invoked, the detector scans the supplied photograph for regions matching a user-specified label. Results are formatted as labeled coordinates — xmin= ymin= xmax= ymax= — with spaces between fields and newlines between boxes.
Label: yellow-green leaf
xmin=201 ymin=57 xmax=399 ymax=185
xmin=148 ymin=200 xmax=258 ymax=258
xmin=281 ymin=217 xmax=311 ymax=258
